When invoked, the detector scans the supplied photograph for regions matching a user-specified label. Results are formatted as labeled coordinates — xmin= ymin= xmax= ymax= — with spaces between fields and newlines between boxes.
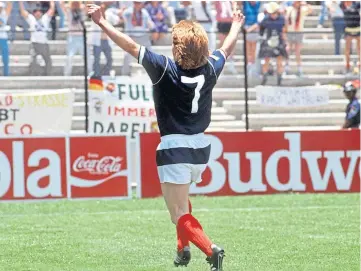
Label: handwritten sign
xmin=256 ymin=85 xmax=331 ymax=107
xmin=0 ymin=90 xmax=74 ymax=136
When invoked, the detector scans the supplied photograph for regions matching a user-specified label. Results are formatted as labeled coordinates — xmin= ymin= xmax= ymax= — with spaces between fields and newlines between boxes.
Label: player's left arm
xmin=209 ymin=2 xmax=244 ymax=77
xmin=220 ymin=2 xmax=245 ymax=59
xmin=87 ymin=4 xmax=140 ymax=59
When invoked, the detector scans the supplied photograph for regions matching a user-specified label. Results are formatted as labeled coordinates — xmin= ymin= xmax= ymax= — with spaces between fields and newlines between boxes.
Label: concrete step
xmin=0 ymin=76 xmax=85 ymax=89
xmin=11 ymin=28 xmax=335 ymax=41
xmin=8 ymin=38 xmax=351 ymax=56
xmin=9 ymin=54 xmax=358 ymax=65
xmin=71 ymin=113 xmax=237 ymax=130
xmin=3 ymin=60 xmax=356 ymax=76
xmin=223 ymin=99 xmax=348 ymax=116
xmin=304 ymin=16 xmax=332 ymax=28
xmin=244 ymin=112 xmax=345 ymax=129
xmin=208 ymin=120 xmax=245 ymax=129
xmin=213 ymin=86 xmax=349 ymax=102
xmin=1 ymin=74 xmax=358 ymax=89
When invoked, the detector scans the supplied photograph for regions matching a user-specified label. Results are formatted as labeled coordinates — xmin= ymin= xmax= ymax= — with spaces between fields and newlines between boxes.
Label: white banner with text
xmin=256 ymin=85 xmax=331 ymax=107
xmin=89 ymin=76 xmax=158 ymax=139
xmin=0 ymin=89 xmax=74 ymax=135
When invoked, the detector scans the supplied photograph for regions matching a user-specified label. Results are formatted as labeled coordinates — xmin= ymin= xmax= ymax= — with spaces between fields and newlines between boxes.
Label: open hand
xmin=232 ymin=1 xmax=245 ymax=25
xmin=87 ymin=4 xmax=104 ymax=25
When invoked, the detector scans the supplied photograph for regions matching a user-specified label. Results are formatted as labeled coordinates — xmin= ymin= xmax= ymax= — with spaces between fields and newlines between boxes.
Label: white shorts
xmin=156 ymin=133 xmax=211 ymax=185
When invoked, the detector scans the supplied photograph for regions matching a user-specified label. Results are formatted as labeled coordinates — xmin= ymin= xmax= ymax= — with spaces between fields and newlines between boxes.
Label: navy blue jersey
xmin=138 ymin=46 xmax=226 ymax=136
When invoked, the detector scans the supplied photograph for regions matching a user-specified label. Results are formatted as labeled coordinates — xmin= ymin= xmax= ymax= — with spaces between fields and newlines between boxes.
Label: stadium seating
xmin=1 ymin=5 xmax=359 ymax=133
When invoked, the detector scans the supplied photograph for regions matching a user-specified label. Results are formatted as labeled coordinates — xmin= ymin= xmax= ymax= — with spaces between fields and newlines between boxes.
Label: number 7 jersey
xmin=138 ymin=46 xmax=227 ymax=136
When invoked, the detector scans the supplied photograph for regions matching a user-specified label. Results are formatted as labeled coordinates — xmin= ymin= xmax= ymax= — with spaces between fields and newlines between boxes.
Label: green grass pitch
xmin=0 ymin=193 xmax=359 ymax=271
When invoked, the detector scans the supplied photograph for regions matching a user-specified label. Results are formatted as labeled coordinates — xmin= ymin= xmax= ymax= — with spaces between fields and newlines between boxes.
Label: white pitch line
xmin=0 ymin=205 xmax=358 ymax=218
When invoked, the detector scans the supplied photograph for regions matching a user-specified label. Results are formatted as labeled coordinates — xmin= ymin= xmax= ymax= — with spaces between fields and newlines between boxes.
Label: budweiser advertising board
xmin=0 ymin=135 xmax=131 ymax=201
xmin=138 ymin=130 xmax=361 ymax=198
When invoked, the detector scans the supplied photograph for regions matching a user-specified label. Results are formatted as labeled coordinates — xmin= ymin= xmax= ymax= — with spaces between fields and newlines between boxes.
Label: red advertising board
xmin=0 ymin=137 xmax=68 ymax=200
xmin=0 ymin=135 xmax=131 ymax=201
xmin=69 ymin=136 xmax=130 ymax=199
xmin=138 ymin=130 xmax=361 ymax=198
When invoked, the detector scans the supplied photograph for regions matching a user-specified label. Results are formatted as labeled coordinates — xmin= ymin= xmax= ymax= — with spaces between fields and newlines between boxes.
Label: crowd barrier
xmin=0 ymin=129 xmax=359 ymax=202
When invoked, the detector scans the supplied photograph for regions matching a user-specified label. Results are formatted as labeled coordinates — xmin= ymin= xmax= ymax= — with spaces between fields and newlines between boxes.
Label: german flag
xmin=89 ymin=76 xmax=104 ymax=91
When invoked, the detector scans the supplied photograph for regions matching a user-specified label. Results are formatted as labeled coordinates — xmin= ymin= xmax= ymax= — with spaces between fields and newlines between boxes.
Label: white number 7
xmin=181 ymin=75 xmax=205 ymax=114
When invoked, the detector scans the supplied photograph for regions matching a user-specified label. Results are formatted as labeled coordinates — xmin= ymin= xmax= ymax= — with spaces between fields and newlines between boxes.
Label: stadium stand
xmin=0 ymin=3 xmax=359 ymax=133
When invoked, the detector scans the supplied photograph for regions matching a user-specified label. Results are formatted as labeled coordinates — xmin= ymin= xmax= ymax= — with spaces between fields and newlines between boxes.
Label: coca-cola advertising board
xmin=0 ymin=135 xmax=131 ymax=201
xmin=137 ymin=130 xmax=361 ymax=198
xmin=69 ymin=136 xmax=130 ymax=199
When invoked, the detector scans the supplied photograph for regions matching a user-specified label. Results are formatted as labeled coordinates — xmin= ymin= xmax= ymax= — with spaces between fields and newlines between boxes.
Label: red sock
xmin=177 ymin=199 xmax=192 ymax=251
xmin=177 ymin=226 xmax=189 ymax=251
xmin=177 ymin=214 xmax=213 ymax=257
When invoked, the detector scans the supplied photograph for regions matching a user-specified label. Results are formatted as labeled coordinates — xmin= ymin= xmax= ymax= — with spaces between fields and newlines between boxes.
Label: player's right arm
xmin=88 ymin=4 xmax=166 ymax=85
xmin=87 ymin=4 xmax=140 ymax=59
xmin=220 ymin=3 xmax=245 ymax=59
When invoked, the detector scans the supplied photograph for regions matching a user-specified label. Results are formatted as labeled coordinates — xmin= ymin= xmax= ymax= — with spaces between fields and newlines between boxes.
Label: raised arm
xmin=88 ymin=4 xmax=140 ymax=58
xmin=46 ymin=0 xmax=55 ymax=17
xmin=5 ymin=1 xmax=12 ymax=16
xmin=59 ymin=1 xmax=67 ymax=14
xmin=19 ymin=1 xmax=29 ymax=18
xmin=220 ymin=3 xmax=245 ymax=58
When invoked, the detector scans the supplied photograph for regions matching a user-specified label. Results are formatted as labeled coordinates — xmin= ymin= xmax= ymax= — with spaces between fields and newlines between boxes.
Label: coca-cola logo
xmin=73 ymin=153 xmax=122 ymax=175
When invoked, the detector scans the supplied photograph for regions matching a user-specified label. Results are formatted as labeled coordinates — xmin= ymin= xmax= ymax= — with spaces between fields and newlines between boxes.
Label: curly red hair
xmin=172 ymin=20 xmax=209 ymax=70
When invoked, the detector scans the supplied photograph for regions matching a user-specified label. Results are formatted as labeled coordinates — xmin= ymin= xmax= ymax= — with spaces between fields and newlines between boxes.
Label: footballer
xmin=88 ymin=3 xmax=244 ymax=270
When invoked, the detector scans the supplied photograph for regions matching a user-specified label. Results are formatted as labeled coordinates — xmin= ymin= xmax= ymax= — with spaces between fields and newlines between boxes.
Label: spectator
xmin=280 ymin=1 xmax=294 ymax=10
xmin=55 ymin=1 xmax=65 ymax=29
xmin=167 ymin=1 xmax=191 ymax=23
xmin=62 ymin=1 xmax=91 ymax=76
xmin=90 ymin=2 xmax=122 ymax=77
xmin=7 ymin=1 xmax=31 ymax=41
xmin=192 ymin=1 xmax=216 ymax=52
xmin=146 ymin=1 xmax=168 ymax=43
xmin=40 ymin=2 xmax=55 ymax=40
xmin=122 ymin=1 xmax=154 ymax=76
xmin=19 ymin=0 xmax=54 ymax=76
xmin=285 ymin=1 xmax=312 ymax=77
xmin=243 ymin=1 xmax=261 ymax=71
xmin=215 ymin=1 xmax=237 ymax=74
xmin=326 ymin=0 xmax=345 ymax=55
xmin=40 ymin=1 xmax=64 ymax=40
xmin=0 ymin=1 xmax=11 ymax=76
xmin=342 ymin=80 xmax=360 ymax=129
xmin=318 ymin=1 xmax=329 ymax=28
xmin=259 ymin=2 xmax=288 ymax=86
xmin=341 ymin=1 xmax=360 ymax=75
xmin=162 ymin=1 xmax=177 ymax=25
xmin=118 ymin=1 xmax=133 ymax=10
